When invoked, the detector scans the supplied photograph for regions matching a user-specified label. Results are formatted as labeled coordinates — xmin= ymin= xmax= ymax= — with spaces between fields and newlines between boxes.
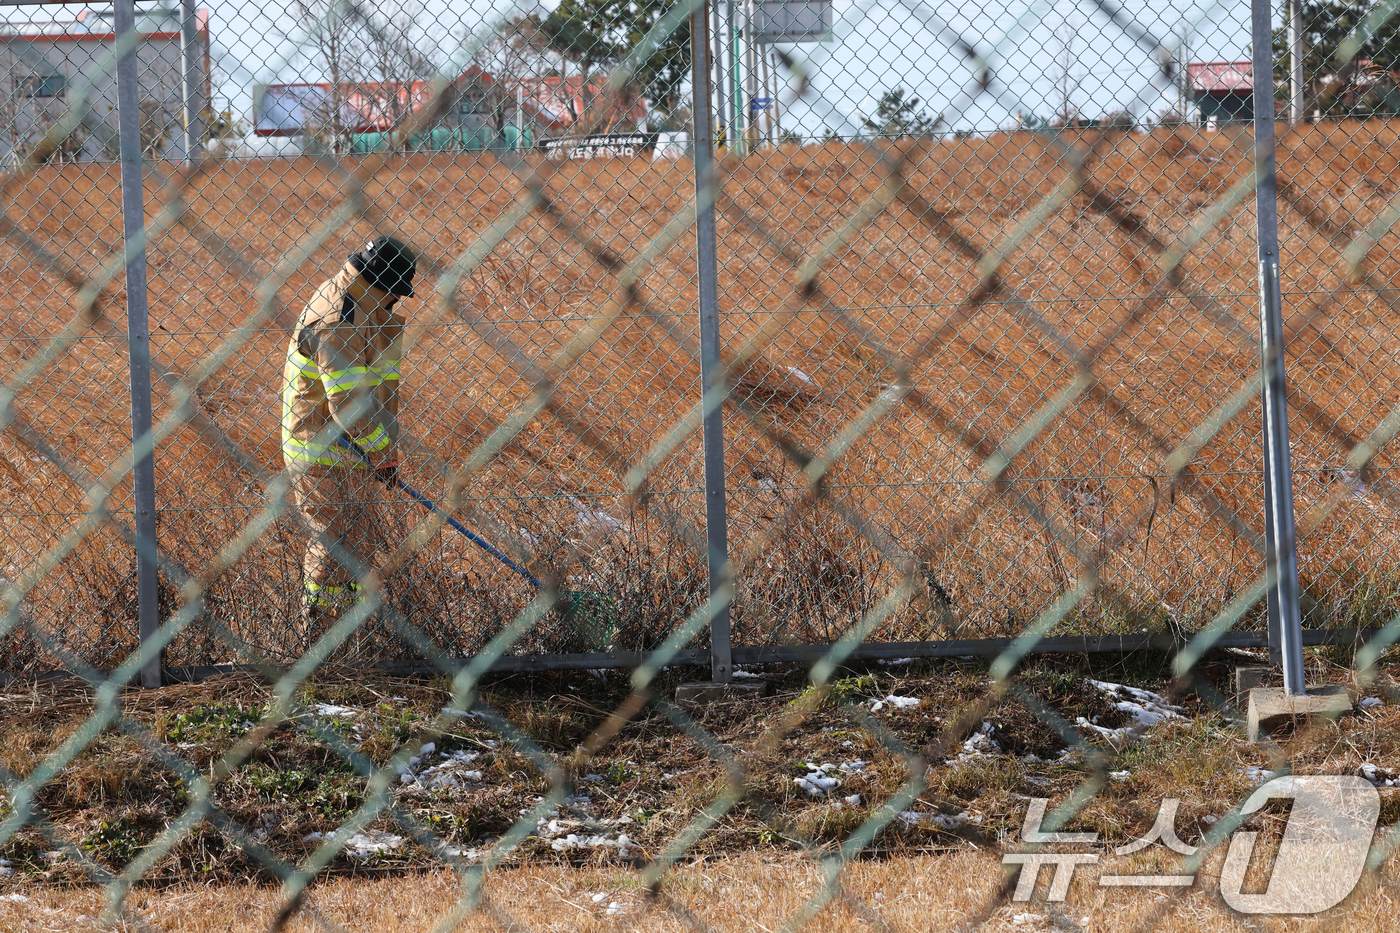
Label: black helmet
xmin=350 ymin=235 xmax=417 ymax=297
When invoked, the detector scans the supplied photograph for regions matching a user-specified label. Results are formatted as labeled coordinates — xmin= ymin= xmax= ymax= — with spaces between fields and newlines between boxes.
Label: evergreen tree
xmin=862 ymin=88 xmax=937 ymax=139
xmin=1272 ymin=1 xmax=1400 ymax=116
xmin=541 ymin=0 xmax=690 ymax=110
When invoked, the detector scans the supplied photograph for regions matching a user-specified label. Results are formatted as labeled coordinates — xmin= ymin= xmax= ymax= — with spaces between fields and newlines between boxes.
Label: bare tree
xmin=1 ymin=70 xmax=24 ymax=167
xmin=469 ymin=14 xmax=557 ymax=134
xmin=0 ymin=52 xmax=89 ymax=166
xmin=357 ymin=7 xmax=439 ymax=138
xmin=1053 ymin=23 xmax=1084 ymax=127
xmin=292 ymin=0 xmax=355 ymax=153
xmin=290 ymin=0 xmax=442 ymax=152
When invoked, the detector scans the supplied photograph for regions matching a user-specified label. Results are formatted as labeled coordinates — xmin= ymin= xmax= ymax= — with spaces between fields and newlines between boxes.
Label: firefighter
xmin=281 ymin=235 xmax=417 ymax=643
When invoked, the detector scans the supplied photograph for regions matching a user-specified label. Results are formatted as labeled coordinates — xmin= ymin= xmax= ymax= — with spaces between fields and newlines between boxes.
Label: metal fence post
xmin=692 ymin=0 xmax=733 ymax=685
xmin=1252 ymin=0 xmax=1306 ymax=695
xmin=117 ymin=0 xmax=162 ymax=688
xmin=179 ymin=0 xmax=205 ymax=164
xmin=727 ymin=0 xmax=743 ymax=157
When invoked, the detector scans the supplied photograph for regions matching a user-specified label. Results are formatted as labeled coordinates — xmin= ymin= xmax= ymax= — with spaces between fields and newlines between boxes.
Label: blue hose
xmin=336 ymin=437 xmax=543 ymax=588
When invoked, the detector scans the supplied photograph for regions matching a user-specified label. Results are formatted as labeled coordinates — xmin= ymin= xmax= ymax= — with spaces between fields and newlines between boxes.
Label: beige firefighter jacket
xmin=281 ymin=263 xmax=404 ymax=468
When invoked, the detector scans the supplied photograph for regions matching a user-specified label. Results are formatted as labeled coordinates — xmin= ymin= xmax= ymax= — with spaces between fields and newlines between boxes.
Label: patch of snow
xmin=1087 ymin=680 xmax=1183 ymax=730
xmin=869 ymin=695 xmax=920 ymax=712
xmin=894 ymin=809 xmax=977 ymax=830
xmin=441 ymin=707 xmax=483 ymax=719
xmin=1109 ymin=770 xmax=1131 ymax=781
xmin=341 ymin=831 xmax=404 ymax=859
xmin=557 ymin=832 xmax=630 ymax=852
xmin=0 ymin=892 xmax=27 ymax=902
xmin=591 ymin=893 xmax=608 ymax=903
xmin=583 ymin=774 xmax=605 ymax=783
xmin=932 ymin=811 xmax=978 ymax=831
xmin=731 ymin=669 xmax=766 ymax=679
xmin=401 ymin=748 xmax=485 ymax=790
xmin=877 ymin=658 xmax=916 ymax=667
xmin=310 ymin=703 xmax=357 ymax=718
xmin=1012 ymin=913 xmax=1045 ymax=926
xmin=950 ymin=722 xmax=1001 ymax=764
xmin=438 ymin=845 xmax=481 ymax=861
xmin=793 ymin=760 xmax=868 ymax=797
xmin=844 ymin=794 xmax=862 ymax=806
xmin=1241 ymin=766 xmax=1276 ymax=786
xmin=605 ymin=901 xmax=626 ymax=915
xmin=303 ymin=830 xmax=404 ymax=859
xmin=528 ymin=797 xmax=637 ymax=858
xmin=0 ymin=859 xmax=11 ymax=877
xmin=1361 ymin=696 xmax=1383 ymax=710
xmin=794 ymin=768 xmax=841 ymax=796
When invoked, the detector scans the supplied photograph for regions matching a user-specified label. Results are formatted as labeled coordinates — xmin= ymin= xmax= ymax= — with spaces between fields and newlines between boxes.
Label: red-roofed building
xmin=254 ymin=68 xmax=648 ymax=148
xmin=1187 ymin=61 xmax=1254 ymax=124
xmin=0 ymin=7 xmax=210 ymax=163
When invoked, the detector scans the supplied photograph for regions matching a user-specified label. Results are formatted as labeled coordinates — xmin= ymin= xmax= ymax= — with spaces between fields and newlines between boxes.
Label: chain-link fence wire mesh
xmin=4 ymin=0 xmax=1400 ymax=928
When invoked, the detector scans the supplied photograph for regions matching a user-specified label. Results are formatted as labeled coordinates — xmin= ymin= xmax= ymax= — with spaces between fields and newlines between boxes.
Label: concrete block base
xmin=674 ymin=681 xmax=769 ymax=708
xmin=1235 ymin=665 xmax=1272 ymax=695
xmin=1247 ymin=684 xmax=1352 ymax=742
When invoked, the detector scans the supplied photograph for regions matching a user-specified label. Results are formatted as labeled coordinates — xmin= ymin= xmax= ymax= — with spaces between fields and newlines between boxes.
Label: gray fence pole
xmin=712 ymin=0 xmax=725 ymax=149
xmin=179 ymin=0 xmax=205 ymax=164
xmin=116 ymin=0 xmax=161 ymax=688
xmin=728 ymin=0 xmax=743 ymax=157
xmin=691 ymin=0 xmax=733 ymax=685
xmin=1252 ymin=0 xmax=1306 ymax=695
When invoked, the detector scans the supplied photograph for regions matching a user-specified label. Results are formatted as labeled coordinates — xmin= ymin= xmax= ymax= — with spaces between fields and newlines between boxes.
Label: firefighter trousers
xmin=290 ymin=463 xmax=386 ymax=637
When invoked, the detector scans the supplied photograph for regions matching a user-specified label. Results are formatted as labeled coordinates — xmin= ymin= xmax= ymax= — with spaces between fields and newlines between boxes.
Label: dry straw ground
xmin=3 ymin=122 xmax=1400 ymax=668
xmin=6 ymin=852 xmax=1400 ymax=933
xmin=3 ymin=651 xmax=1400 ymax=931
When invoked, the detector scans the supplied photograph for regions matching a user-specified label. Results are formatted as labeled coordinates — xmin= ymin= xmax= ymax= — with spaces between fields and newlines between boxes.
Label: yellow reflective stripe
xmin=320 ymin=366 xmax=374 ymax=394
xmin=283 ymin=435 xmax=343 ymax=465
xmin=372 ymin=361 xmax=400 ymax=381
xmin=357 ymin=424 xmax=391 ymax=453
xmin=304 ymin=582 xmax=366 ymax=607
xmin=282 ymin=437 xmax=373 ymax=468
xmin=288 ymin=350 xmax=319 ymax=376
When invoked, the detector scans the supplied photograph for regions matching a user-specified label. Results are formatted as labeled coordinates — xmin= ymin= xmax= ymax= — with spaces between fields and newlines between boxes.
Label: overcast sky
xmin=3 ymin=0 xmax=1257 ymax=136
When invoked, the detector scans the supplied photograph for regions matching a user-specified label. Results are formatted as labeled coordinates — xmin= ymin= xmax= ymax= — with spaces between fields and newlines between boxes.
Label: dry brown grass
xmin=5 ymin=655 xmax=1400 ymax=886
xmin=6 ymin=849 xmax=1400 ymax=932
xmin=4 ymin=122 xmax=1400 ymax=668
xmin=5 ymin=654 xmax=1400 ymax=930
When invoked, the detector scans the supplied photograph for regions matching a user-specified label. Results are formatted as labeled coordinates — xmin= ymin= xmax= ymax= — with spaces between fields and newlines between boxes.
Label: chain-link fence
xmin=5 ymin=0 xmax=1400 ymax=925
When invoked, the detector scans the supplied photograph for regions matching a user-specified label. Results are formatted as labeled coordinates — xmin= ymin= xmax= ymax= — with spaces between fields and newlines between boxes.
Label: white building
xmin=0 ymin=6 xmax=209 ymax=164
